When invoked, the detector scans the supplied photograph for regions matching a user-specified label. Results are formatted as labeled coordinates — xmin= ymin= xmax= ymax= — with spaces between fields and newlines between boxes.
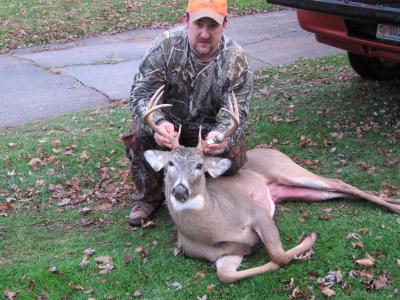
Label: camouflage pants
xmin=122 ymin=119 xmax=247 ymax=205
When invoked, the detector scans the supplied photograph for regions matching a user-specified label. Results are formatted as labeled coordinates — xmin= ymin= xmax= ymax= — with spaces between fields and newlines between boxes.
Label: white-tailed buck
xmin=142 ymin=86 xmax=400 ymax=283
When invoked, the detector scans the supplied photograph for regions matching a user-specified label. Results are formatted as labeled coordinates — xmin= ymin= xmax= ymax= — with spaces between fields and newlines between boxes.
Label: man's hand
xmin=154 ymin=121 xmax=177 ymax=149
xmin=204 ymin=131 xmax=227 ymax=155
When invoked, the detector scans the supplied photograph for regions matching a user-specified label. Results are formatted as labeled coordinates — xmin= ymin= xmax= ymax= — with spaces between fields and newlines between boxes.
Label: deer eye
xmin=168 ymin=161 xmax=174 ymax=167
xmin=195 ymin=163 xmax=203 ymax=170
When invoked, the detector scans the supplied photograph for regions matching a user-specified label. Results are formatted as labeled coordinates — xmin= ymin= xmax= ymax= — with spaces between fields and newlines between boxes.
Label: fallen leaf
xmin=80 ymin=207 xmax=92 ymax=215
xmin=48 ymin=266 xmax=58 ymax=273
xmin=196 ymin=271 xmax=205 ymax=278
xmin=351 ymin=241 xmax=364 ymax=249
xmin=319 ymin=285 xmax=336 ymax=297
xmin=3 ymin=290 xmax=18 ymax=300
xmin=346 ymin=233 xmax=362 ymax=241
xmin=57 ymin=198 xmax=71 ymax=206
xmin=79 ymin=151 xmax=89 ymax=163
xmin=373 ymin=274 xmax=389 ymax=290
xmin=319 ymin=215 xmax=335 ymax=221
xmin=132 ymin=290 xmax=141 ymax=297
xmin=359 ymin=270 xmax=374 ymax=281
xmin=69 ymin=283 xmax=84 ymax=290
xmin=207 ymin=284 xmax=216 ymax=292
xmin=95 ymin=256 xmax=113 ymax=264
xmin=83 ymin=248 xmax=96 ymax=257
xmin=167 ymin=281 xmax=182 ymax=290
xmin=51 ymin=140 xmax=62 ymax=148
xmin=123 ymin=254 xmax=133 ymax=264
xmin=27 ymin=280 xmax=36 ymax=291
xmin=294 ymin=248 xmax=315 ymax=261
xmin=135 ymin=247 xmax=149 ymax=257
xmin=358 ymin=227 xmax=369 ymax=234
xmin=79 ymin=259 xmax=89 ymax=269
xmin=356 ymin=253 xmax=375 ymax=267
xmin=28 ymin=158 xmax=44 ymax=170
xmin=98 ymin=264 xmax=114 ymax=274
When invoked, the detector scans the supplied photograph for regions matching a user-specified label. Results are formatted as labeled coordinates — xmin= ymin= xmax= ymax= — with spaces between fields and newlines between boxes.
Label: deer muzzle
xmin=172 ymin=184 xmax=189 ymax=202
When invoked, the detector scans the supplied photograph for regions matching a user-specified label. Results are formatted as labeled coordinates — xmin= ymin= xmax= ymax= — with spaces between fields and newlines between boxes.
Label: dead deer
xmin=140 ymin=86 xmax=400 ymax=283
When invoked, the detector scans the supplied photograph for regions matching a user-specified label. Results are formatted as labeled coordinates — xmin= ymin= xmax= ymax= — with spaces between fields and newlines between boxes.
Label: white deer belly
xmin=170 ymin=194 xmax=205 ymax=212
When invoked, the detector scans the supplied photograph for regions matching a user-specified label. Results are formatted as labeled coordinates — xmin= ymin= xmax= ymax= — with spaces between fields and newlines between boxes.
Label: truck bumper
xmin=297 ymin=10 xmax=400 ymax=62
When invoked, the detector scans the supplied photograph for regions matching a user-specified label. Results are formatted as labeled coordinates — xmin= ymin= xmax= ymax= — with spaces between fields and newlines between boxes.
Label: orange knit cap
xmin=186 ymin=0 xmax=228 ymax=25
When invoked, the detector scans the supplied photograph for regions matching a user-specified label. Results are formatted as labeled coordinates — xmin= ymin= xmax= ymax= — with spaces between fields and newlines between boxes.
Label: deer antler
xmin=197 ymin=91 xmax=240 ymax=151
xmin=144 ymin=85 xmax=181 ymax=148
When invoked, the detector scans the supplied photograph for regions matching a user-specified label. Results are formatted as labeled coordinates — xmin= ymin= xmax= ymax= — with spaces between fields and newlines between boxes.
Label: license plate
xmin=376 ymin=24 xmax=400 ymax=42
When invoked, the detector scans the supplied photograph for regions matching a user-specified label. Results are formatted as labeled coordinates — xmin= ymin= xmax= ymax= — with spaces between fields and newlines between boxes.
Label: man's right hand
xmin=154 ymin=121 xmax=177 ymax=149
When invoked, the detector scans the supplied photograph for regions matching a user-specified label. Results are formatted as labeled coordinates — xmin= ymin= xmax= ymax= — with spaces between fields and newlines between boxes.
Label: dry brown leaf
xmin=207 ymin=284 xmax=216 ymax=292
xmin=351 ymin=241 xmax=364 ymax=249
xmin=98 ymin=264 xmax=114 ymax=274
xmin=358 ymin=227 xmax=369 ymax=234
xmin=83 ymin=248 xmax=96 ymax=257
xmin=79 ymin=258 xmax=89 ymax=269
xmin=294 ymin=248 xmax=315 ymax=261
xmin=359 ymin=270 xmax=374 ymax=281
xmin=28 ymin=158 xmax=44 ymax=170
xmin=51 ymin=140 xmax=62 ymax=148
xmin=95 ymin=256 xmax=113 ymax=264
xmin=80 ymin=207 xmax=92 ymax=215
xmin=319 ymin=215 xmax=335 ymax=221
xmin=3 ymin=290 xmax=18 ymax=300
xmin=135 ymin=247 xmax=149 ymax=259
xmin=79 ymin=151 xmax=89 ymax=163
xmin=123 ymin=254 xmax=133 ymax=264
xmin=196 ymin=271 xmax=205 ymax=278
xmin=133 ymin=290 xmax=141 ymax=297
xmin=320 ymin=286 xmax=336 ymax=297
xmin=356 ymin=253 xmax=375 ymax=267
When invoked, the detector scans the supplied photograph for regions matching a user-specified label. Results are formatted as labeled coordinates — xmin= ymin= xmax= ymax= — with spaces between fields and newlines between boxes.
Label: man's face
xmin=185 ymin=15 xmax=226 ymax=61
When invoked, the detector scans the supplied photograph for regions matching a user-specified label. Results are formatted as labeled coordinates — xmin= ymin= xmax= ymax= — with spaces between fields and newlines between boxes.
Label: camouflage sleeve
xmin=129 ymin=34 xmax=168 ymax=135
xmin=214 ymin=53 xmax=253 ymax=150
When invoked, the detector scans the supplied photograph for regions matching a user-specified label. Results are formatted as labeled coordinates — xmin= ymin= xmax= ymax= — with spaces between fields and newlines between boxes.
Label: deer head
xmin=143 ymin=87 xmax=239 ymax=203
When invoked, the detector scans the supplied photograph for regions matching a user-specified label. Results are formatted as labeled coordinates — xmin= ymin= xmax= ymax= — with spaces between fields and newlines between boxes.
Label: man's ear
xmin=205 ymin=157 xmax=231 ymax=178
xmin=144 ymin=150 xmax=170 ymax=172
xmin=183 ymin=13 xmax=189 ymax=26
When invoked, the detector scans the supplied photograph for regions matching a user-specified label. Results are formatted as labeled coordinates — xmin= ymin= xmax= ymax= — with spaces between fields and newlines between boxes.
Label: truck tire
xmin=348 ymin=52 xmax=400 ymax=80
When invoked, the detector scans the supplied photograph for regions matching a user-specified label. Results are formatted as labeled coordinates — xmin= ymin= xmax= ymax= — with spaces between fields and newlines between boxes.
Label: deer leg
xmin=255 ymin=215 xmax=317 ymax=270
xmin=215 ymin=217 xmax=317 ymax=283
xmin=215 ymin=255 xmax=280 ymax=283
xmin=269 ymin=176 xmax=400 ymax=213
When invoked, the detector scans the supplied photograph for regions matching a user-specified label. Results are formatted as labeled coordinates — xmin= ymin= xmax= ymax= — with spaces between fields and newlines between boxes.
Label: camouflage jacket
xmin=129 ymin=25 xmax=253 ymax=149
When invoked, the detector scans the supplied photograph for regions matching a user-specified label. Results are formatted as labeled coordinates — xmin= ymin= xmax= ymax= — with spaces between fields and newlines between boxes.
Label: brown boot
xmin=128 ymin=202 xmax=161 ymax=226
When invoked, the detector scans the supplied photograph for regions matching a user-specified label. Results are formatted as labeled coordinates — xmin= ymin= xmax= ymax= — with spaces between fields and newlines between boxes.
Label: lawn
xmin=0 ymin=0 xmax=274 ymax=53
xmin=1 ymin=53 xmax=399 ymax=299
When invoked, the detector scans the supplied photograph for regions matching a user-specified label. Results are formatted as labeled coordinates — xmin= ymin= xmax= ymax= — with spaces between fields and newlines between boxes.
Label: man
xmin=124 ymin=0 xmax=253 ymax=226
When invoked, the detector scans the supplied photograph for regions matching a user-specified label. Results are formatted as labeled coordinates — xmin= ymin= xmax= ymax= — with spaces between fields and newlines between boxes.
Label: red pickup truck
xmin=267 ymin=0 xmax=400 ymax=80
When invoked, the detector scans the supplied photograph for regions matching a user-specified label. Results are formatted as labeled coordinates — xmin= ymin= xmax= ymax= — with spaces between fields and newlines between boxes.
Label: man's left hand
xmin=204 ymin=131 xmax=227 ymax=155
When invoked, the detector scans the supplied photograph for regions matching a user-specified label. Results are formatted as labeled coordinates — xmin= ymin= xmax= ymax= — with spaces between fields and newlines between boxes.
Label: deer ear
xmin=144 ymin=150 xmax=170 ymax=172
xmin=205 ymin=157 xmax=231 ymax=178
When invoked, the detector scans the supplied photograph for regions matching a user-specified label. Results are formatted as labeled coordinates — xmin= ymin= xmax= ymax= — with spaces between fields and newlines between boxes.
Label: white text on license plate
xmin=376 ymin=24 xmax=400 ymax=42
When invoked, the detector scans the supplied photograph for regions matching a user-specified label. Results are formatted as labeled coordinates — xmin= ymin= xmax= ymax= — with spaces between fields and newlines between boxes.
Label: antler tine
xmin=220 ymin=91 xmax=240 ymax=139
xmin=143 ymin=85 xmax=181 ymax=148
xmin=196 ymin=125 xmax=208 ymax=151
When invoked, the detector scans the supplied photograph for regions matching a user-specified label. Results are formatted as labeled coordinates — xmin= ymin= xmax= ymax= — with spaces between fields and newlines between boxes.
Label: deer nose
xmin=172 ymin=184 xmax=189 ymax=202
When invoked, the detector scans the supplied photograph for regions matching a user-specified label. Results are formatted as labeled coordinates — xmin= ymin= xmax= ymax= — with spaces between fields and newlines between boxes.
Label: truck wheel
xmin=347 ymin=52 xmax=400 ymax=80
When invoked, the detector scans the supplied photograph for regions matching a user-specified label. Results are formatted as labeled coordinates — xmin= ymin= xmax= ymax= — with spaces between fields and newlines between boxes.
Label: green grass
xmin=1 ymin=54 xmax=400 ymax=299
xmin=0 ymin=0 xmax=274 ymax=53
